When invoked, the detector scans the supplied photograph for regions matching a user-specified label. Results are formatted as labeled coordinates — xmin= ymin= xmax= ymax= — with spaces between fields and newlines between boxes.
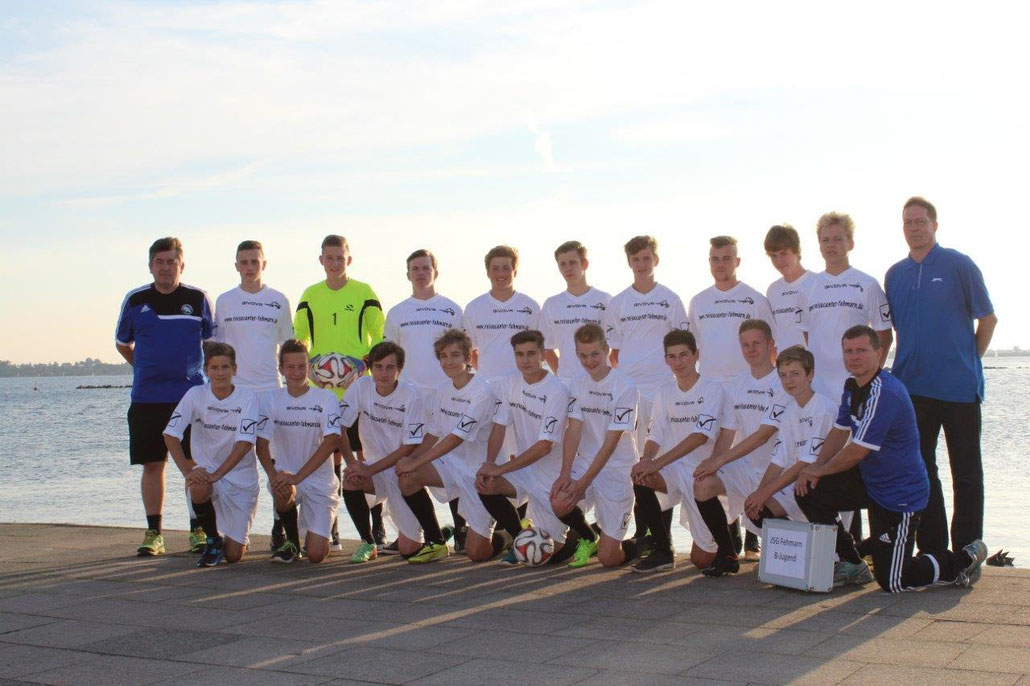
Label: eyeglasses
xmin=903 ymin=218 xmax=933 ymax=228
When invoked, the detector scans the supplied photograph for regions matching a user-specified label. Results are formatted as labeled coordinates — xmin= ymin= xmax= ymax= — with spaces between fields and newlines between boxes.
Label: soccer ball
xmin=309 ymin=353 xmax=366 ymax=390
xmin=512 ymin=527 xmax=555 ymax=567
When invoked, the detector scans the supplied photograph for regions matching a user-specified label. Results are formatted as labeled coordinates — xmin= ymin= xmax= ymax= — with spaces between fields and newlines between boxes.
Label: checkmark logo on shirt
xmin=614 ymin=407 xmax=634 ymax=424
xmin=458 ymin=415 xmax=477 ymax=433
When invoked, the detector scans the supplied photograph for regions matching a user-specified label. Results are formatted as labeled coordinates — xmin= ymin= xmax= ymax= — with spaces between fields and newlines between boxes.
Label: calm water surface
xmin=1 ymin=361 xmax=1027 ymax=565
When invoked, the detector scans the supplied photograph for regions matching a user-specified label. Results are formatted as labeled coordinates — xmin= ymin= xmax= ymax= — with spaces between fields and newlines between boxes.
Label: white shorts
xmin=769 ymin=485 xmax=807 ymax=524
xmin=370 ymin=469 xmax=422 ymax=542
xmin=715 ymin=460 xmax=761 ymax=537
xmin=571 ymin=461 xmax=633 ymax=541
xmin=212 ymin=480 xmax=259 ymax=546
xmin=658 ymin=458 xmax=728 ymax=554
xmin=504 ymin=467 xmax=567 ymax=544
xmin=432 ymin=455 xmax=494 ymax=539
xmin=295 ymin=481 xmax=340 ymax=540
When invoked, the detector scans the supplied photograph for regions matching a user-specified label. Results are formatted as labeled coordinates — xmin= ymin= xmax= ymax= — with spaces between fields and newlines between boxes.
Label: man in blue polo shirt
xmin=794 ymin=325 xmax=986 ymax=592
xmin=116 ymin=237 xmax=215 ymax=557
xmin=885 ymin=196 xmax=997 ymax=555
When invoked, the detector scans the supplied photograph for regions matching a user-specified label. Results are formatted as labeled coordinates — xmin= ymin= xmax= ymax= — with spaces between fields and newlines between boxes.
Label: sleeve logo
xmin=568 ymin=397 xmax=577 ymax=414
xmin=329 ymin=414 xmax=341 ymax=428
xmin=614 ymin=407 xmax=634 ymax=425
xmin=457 ymin=414 xmax=478 ymax=434
xmin=543 ymin=416 xmax=558 ymax=434
xmin=770 ymin=404 xmax=786 ymax=421
xmin=809 ymin=437 xmax=825 ymax=456
xmin=408 ymin=422 xmax=425 ymax=439
xmin=240 ymin=418 xmax=258 ymax=435
xmin=879 ymin=303 xmax=891 ymax=322
xmin=256 ymin=415 xmax=269 ymax=431
xmin=167 ymin=411 xmax=181 ymax=428
xmin=697 ymin=414 xmax=716 ymax=430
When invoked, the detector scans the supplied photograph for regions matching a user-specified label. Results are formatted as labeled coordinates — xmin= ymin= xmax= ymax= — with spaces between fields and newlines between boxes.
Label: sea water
xmin=1 ymin=360 xmax=1027 ymax=565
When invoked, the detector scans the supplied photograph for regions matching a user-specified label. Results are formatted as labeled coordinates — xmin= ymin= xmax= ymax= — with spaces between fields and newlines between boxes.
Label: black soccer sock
xmin=277 ymin=504 xmax=300 ymax=548
xmin=448 ymin=498 xmax=467 ymax=531
xmin=404 ymin=488 xmax=444 ymax=544
xmin=559 ymin=507 xmax=597 ymax=542
xmin=479 ymin=493 xmax=521 ymax=538
xmin=517 ymin=501 xmax=528 ymax=520
xmin=190 ymin=517 xmax=200 ymax=531
xmin=696 ymin=497 xmax=735 ymax=557
xmin=491 ymin=530 xmax=509 ymax=557
xmin=370 ymin=502 xmax=386 ymax=543
xmin=146 ymin=514 xmax=162 ymax=534
xmin=662 ymin=507 xmax=673 ymax=539
xmin=634 ymin=484 xmax=672 ymax=554
xmin=342 ymin=488 xmax=374 ymax=544
xmin=748 ymin=505 xmax=776 ymax=531
xmin=191 ymin=500 xmax=219 ymax=541
xmin=620 ymin=538 xmax=639 ymax=564
xmin=848 ymin=510 xmax=863 ymax=541
xmin=549 ymin=529 xmax=580 ymax=565
xmin=729 ymin=517 xmax=743 ymax=555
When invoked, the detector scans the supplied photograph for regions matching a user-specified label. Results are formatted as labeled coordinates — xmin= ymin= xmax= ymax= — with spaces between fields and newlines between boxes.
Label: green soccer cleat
xmin=407 ymin=542 xmax=449 ymax=564
xmin=189 ymin=527 xmax=206 ymax=553
xmin=350 ymin=541 xmax=378 ymax=564
xmin=568 ymin=537 xmax=598 ymax=568
xmin=137 ymin=529 xmax=165 ymax=557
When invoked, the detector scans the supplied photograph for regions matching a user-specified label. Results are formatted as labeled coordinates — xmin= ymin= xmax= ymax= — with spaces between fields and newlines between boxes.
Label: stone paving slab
xmin=1 ymin=523 xmax=1028 ymax=685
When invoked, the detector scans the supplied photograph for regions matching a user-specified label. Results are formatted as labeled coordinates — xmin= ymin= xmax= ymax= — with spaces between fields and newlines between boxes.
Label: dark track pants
xmin=796 ymin=467 xmax=966 ymax=593
xmin=910 ymin=395 xmax=983 ymax=554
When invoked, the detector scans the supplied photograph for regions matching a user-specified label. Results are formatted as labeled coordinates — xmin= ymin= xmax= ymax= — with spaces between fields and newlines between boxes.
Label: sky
xmin=2 ymin=1 xmax=1028 ymax=363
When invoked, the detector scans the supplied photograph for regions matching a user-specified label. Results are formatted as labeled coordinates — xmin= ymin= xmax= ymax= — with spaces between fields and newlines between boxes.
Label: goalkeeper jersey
xmin=294 ymin=278 xmax=385 ymax=397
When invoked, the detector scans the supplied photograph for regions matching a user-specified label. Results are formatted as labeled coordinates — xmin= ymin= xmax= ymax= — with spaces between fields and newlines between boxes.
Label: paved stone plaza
xmin=1 ymin=523 xmax=1028 ymax=685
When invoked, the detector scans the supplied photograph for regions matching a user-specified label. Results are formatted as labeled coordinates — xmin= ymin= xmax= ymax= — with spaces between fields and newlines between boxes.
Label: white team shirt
xmin=567 ymin=368 xmax=638 ymax=471
xmin=766 ymin=271 xmax=811 ymax=352
xmin=687 ymin=282 xmax=775 ymax=382
xmin=384 ymin=294 xmax=463 ymax=391
xmin=538 ymin=288 xmax=612 ymax=375
xmin=770 ymin=392 xmax=837 ymax=469
xmin=604 ymin=283 xmax=688 ymax=390
xmin=462 ymin=292 xmax=540 ymax=380
xmin=646 ymin=376 xmax=725 ymax=466
xmin=428 ymin=374 xmax=498 ymax=469
xmin=797 ymin=267 xmax=892 ymax=400
xmin=258 ymin=386 xmax=340 ymax=490
xmin=492 ymin=372 xmax=570 ymax=483
xmin=164 ymin=384 xmax=260 ymax=490
xmin=720 ymin=369 xmax=789 ymax=475
xmin=214 ymin=286 xmax=293 ymax=391
xmin=340 ymin=377 xmax=426 ymax=464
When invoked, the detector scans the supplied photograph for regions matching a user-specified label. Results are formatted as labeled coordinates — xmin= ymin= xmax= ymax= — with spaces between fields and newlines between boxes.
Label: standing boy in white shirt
xmin=215 ymin=239 xmax=294 ymax=550
xmin=538 ymin=241 xmax=611 ymax=379
xmin=764 ymin=225 xmax=810 ymax=352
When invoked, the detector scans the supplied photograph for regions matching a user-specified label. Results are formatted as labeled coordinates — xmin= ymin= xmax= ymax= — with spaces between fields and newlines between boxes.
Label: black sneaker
xmin=632 ymin=549 xmax=674 ymax=573
xmin=635 ymin=533 xmax=654 ymax=559
xmin=743 ymin=531 xmax=760 ymax=561
xmin=373 ymin=524 xmax=387 ymax=547
xmin=702 ymin=555 xmax=740 ymax=577
xmin=330 ymin=517 xmax=342 ymax=551
xmin=197 ymin=537 xmax=225 ymax=568
xmin=270 ymin=525 xmax=286 ymax=552
xmin=270 ymin=540 xmax=299 ymax=564
xmin=379 ymin=539 xmax=401 ymax=555
xmin=453 ymin=525 xmax=467 ymax=554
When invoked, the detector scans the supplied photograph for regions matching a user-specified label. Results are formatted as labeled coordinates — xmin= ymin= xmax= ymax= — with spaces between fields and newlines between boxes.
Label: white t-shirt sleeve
xmin=256 ymin=391 xmax=275 ymax=442
xmin=769 ymin=435 xmax=788 ymax=468
xmin=867 ymin=279 xmax=893 ymax=331
xmin=607 ymin=379 xmax=638 ymax=432
xmin=402 ymin=390 xmax=426 ymax=445
xmin=278 ymin=294 xmax=295 ymax=343
xmin=538 ymin=381 xmax=570 ymax=443
xmin=163 ymin=388 xmax=196 ymax=440
xmin=603 ymin=298 xmax=623 ymax=350
xmin=694 ymin=384 xmax=723 ymax=439
xmin=538 ymin=299 xmax=557 ymax=350
xmin=670 ymin=293 xmax=689 ymax=330
xmin=804 ymin=399 xmax=837 ymax=463
xmin=492 ymin=377 xmax=513 ymax=428
xmin=755 ymin=293 xmax=775 ymax=328
xmin=339 ymin=382 xmax=362 ymax=429
xmin=646 ymin=390 xmax=667 ymax=448
xmin=237 ymin=392 xmax=260 ymax=445
xmin=720 ymin=380 xmax=739 ymax=431
xmin=384 ymin=308 xmax=399 ymax=342
xmin=323 ymin=391 xmax=342 ymax=438
xmin=686 ymin=295 xmax=700 ymax=334
xmin=797 ymin=284 xmax=811 ymax=333
xmin=461 ymin=306 xmax=479 ymax=346
xmin=213 ymin=294 xmax=227 ymax=343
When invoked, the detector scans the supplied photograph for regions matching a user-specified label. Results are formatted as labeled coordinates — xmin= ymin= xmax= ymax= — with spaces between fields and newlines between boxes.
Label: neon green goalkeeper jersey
xmin=294 ymin=279 xmax=385 ymax=397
